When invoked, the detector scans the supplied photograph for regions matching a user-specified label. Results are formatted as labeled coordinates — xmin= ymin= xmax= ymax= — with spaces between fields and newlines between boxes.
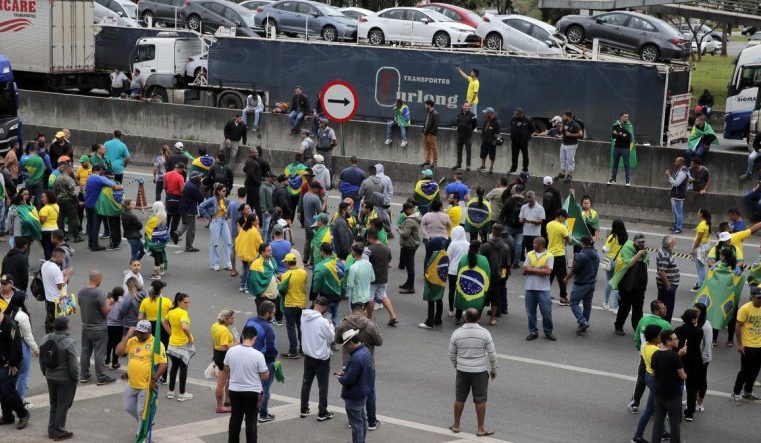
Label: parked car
xmin=417 ymin=2 xmax=481 ymax=29
xmin=98 ymin=0 xmax=139 ymax=20
xmin=240 ymin=0 xmax=273 ymax=11
xmin=747 ymin=32 xmax=761 ymax=48
xmin=95 ymin=2 xmax=140 ymax=27
xmin=555 ymin=11 xmax=689 ymax=62
xmin=179 ymin=0 xmax=259 ymax=36
xmin=339 ymin=6 xmax=374 ymax=21
xmin=254 ymin=0 xmax=358 ymax=42
xmin=680 ymin=23 xmax=723 ymax=53
xmin=477 ymin=13 xmax=562 ymax=54
xmin=358 ymin=7 xmax=479 ymax=48
xmin=138 ymin=0 xmax=187 ymax=26
xmin=685 ymin=32 xmax=717 ymax=55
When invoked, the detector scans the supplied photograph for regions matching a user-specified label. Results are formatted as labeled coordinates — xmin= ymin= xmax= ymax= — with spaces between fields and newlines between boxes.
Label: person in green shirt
xmin=627 ymin=300 xmax=670 ymax=413
xmin=21 ymin=143 xmax=45 ymax=207
xmin=345 ymin=243 xmax=374 ymax=305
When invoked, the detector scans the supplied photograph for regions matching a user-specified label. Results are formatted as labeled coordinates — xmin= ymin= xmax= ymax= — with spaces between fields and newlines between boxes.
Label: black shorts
xmin=213 ymin=349 xmax=227 ymax=371
xmin=455 ymin=370 xmax=489 ymax=404
xmin=480 ymin=142 xmax=496 ymax=161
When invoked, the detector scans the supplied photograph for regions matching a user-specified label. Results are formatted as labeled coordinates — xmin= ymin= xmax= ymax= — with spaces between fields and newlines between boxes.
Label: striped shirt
xmin=656 ymin=247 xmax=680 ymax=289
xmin=449 ymin=323 xmax=497 ymax=373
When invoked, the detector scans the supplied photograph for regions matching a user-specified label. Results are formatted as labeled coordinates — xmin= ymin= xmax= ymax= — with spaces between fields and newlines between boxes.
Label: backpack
xmin=210 ymin=164 xmax=229 ymax=185
xmin=39 ymin=338 xmax=62 ymax=369
xmin=29 ymin=264 xmax=45 ymax=302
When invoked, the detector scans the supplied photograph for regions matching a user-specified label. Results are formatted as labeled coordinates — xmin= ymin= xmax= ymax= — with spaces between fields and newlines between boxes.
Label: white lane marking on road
xmin=24 ymin=380 xmax=125 ymax=409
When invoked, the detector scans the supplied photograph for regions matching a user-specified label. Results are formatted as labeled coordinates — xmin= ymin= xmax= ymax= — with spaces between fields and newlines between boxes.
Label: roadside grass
xmin=690 ymin=54 xmax=734 ymax=108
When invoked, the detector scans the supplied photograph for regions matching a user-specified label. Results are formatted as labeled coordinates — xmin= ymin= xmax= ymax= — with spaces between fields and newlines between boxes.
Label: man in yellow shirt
xmin=546 ymin=209 xmax=572 ymax=305
xmin=116 ymin=320 xmax=167 ymax=435
xmin=456 ymin=66 xmax=480 ymax=114
xmin=731 ymin=286 xmax=761 ymax=403
xmin=278 ymin=253 xmax=308 ymax=358
xmin=447 ymin=192 xmax=463 ymax=238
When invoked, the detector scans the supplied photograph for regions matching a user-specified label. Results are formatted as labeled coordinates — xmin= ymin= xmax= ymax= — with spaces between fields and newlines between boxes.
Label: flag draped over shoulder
xmin=136 ymin=302 xmax=163 ymax=443
xmin=17 ymin=204 xmax=41 ymax=240
xmin=464 ymin=199 xmax=491 ymax=233
xmin=247 ymin=256 xmax=277 ymax=297
xmin=693 ymin=264 xmax=746 ymax=330
xmin=414 ymin=179 xmax=439 ymax=207
xmin=423 ymin=250 xmax=448 ymax=302
xmin=190 ymin=155 xmax=215 ymax=175
xmin=311 ymin=225 xmax=332 ymax=264
xmin=454 ymin=255 xmax=491 ymax=311
xmin=285 ymin=163 xmax=307 ymax=196
xmin=562 ymin=194 xmax=591 ymax=243
xmin=609 ymin=120 xmax=638 ymax=168
xmin=687 ymin=122 xmax=719 ymax=150
xmin=96 ymin=187 xmax=124 ymax=217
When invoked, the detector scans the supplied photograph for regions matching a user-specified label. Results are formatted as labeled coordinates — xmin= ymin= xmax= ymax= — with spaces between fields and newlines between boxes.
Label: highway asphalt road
xmin=4 ymin=166 xmax=760 ymax=443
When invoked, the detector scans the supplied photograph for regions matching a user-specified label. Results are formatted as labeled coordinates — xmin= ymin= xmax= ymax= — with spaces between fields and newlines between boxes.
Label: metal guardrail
xmin=682 ymin=0 xmax=761 ymax=15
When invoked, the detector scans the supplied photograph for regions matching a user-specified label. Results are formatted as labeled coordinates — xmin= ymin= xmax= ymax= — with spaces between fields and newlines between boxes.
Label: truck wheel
xmin=484 ymin=32 xmax=503 ymax=50
xmin=639 ymin=44 xmax=659 ymax=62
xmin=187 ymin=14 xmax=201 ymax=31
xmin=266 ymin=18 xmax=277 ymax=36
xmin=368 ymin=28 xmax=384 ymax=45
xmin=321 ymin=25 xmax=337 ymax=42
xmin=565 ymin=25 xmax=584 ymax=44
xmin=433 ymin=31 xmax=451 ymax=48
xmin=145 ymin=86 xmax=168 ymax=103
xmin=219 ymin=93 xmax=243 ymax=110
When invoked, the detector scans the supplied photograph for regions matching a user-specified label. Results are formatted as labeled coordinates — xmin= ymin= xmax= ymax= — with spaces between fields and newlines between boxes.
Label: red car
xmin=417 ymin=2 xmax=481 ymax=29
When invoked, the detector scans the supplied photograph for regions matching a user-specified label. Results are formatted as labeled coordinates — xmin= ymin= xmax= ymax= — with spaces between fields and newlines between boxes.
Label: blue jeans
xmin=209 ymin=217 xmax=232 ymax=268
xmin=366 ymin=368 xmax=376 ymax=425
xmin=284 ymin=307 xmax=302 ymax=354
xmin=506 ymin=225 xmax=523 ymax=264
xmin=0 ymin=199 xmax=6 ymax=232
xmin=695 ymin=257 xmax=706 ymax=286
xmin=524 ymin=290 xmax=553 ymax=335
xmin=670 ymin=198 xmax=684 ymax=230
xmin=240 ymin=260 xmax=250 ymax=290
xmin=85 ymin=207 xmax=101 ymax=248
xmin=635 ymin=373 xmax=655 ymax=438
xmin=15 ymin=342 xmax=30 ymax=399
xmin=346 ymin=402 xmax=367 ymax=443
xmin=747 ymin=150 xmax=761 ymax=175
xmin=243 ymin=107 xmax=263 ymax=129
xmin=385 ymin=121 xmax=407 ymax=142
xmin=604 ymin=268 xmax=619 ymax=308
xmin=744 ymin=189 xmax=761 ymax=215
xmin=611 ymin=147 xmax=631 ymax=182
xmin=327 ymin=301 xmax=339 ymax=326
xmin=127 ymin=238 xmax=145 ymax=261
xmin=570 ymin=282 xmax=595 ymax=326
xmin=685 ymin=143 xmax=710 ymax=163
xmin=259 ymin=362 xmax=275 ymax=418
xmin=289 ymin=110 xmax=304 ymax=129
xmin=262 ymin=212 xmax=272 ymax=243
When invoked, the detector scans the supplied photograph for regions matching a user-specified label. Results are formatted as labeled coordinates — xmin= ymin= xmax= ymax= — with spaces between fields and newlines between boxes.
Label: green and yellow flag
xmin=17 ymin=204 xmax=41 ymax=240
xmin=609 ymin=119 xmax=638 ymax=168
xmin=247 ymin=256 xmax=277 ymax=297
xmin=423 ymin=250 xmax=448 ymax=302
xmin=464 ymin=199 xmax=491 ymax=233
xmin=454 ymin=254 xmax=491 ymax=311
xmin=414 ymin=179 xmax=439 ymax=211
xmin=136 ymin=302 xmax=163 ymax=443
xmin=693 ymin=264 xmax=746 ymax=330
xmin=95 ymin=187 xmax=124 ymax=217
xmin=562 ymin=194 xmax=591 ymax=243
xmin=310 ymin=225 xmax=332 ymax=265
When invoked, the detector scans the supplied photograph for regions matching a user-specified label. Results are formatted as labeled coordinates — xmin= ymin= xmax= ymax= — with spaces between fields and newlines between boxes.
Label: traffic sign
xmin=320 ymin=80 xmax=359 ymax=124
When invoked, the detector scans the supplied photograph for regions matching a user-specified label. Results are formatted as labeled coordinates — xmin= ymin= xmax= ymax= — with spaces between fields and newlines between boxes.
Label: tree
xmin=665 ymin=16 xmax=720 ymax=62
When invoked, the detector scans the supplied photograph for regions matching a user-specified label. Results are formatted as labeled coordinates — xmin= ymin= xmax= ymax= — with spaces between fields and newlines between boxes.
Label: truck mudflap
xmin=725 ymin=109 xmax=751 ymax=140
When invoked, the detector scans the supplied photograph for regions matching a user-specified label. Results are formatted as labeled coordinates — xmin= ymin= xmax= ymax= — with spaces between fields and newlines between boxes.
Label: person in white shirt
xmin=299 ymin=296 xmax=336 ymax=421
xmin=41 ymin=248 xmax=73 ymax=333
xmin=242 ymin=93 xmax=264 ymax=132
xmin=518 ymin=191 xmax=545 ymax=261
xmin=224 ymin=326 xmax=270 ymax=443
xmin=109 ymin=68 xmax=129 ymax=98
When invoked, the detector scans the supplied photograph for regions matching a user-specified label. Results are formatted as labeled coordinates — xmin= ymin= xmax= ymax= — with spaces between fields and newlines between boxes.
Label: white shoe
xmin=696 ymin=404 xmax=705 ymax=412
xmin=602 ymin=303 xmax=609 ymax=311
xmin=176 ymin=393 xmax=193 ymax=402
xmin=400 ymin=140 xmax=408 ymax=148
xmin=417 ymin=323 xmax=432 ymax=329
xmin=211 ymin=265 xmax=220 ymax=271
xmin=384 ymin=139 xmax=392 ymax=145
xmin=167 ymin=391 xmax=174 ymax=399
xmin=611 ymin=308 xmax=619 ymax=315
xmin=755 ymin=380 xmax=761 ymax=387
xmin=447 ymin=310 xmax=455 ymax=317
xmin=238 ymin=287 xmax=245 ymax=292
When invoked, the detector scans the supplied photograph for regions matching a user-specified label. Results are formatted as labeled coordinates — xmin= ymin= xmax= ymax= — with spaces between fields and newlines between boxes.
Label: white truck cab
xmin=131 ymin=32 xmax=204 ymax=101
xmin=725 ymin=45 xmax=761 ymax=141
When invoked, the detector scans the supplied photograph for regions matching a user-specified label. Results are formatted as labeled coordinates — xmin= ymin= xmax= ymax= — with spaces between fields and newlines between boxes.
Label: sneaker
xmin=742 ymin=392 xmax=761 ymax=401
xmin=90 ymin=245 xmax=105 ymax=251
xmin=740 ymin=173 xmax=751 ymax=180
xmin=544 ymin=334 xmax=557 ymax=341
xmin=400 ymin=141 xmax=408 ymax=148
xmin=417 ymin=322 xmax=432 ymax=329
xmin=661 ymin=432 xmax=671 ymax=440
xmin=602 ymin=303 xmax=609 ymax=311
xmin=211 ymin=265 xmax=220 ymax=271
xmin=280 ymin=352 xmax=300 ymax=359
xmin=167 ymin=391 xmax=175 ymax=399
xmin=630 ymin=436 xmax=648 ymax=443
xmin=176 ymin=393 xmax=194 ymax=402
xmin=258 ymin=414 xmax=275 ymax=423
xmin=755 ymin=380 xmax=761 ymax=387
xmin=368 ymin=420 xmax=381 ymax=430
xmin=96 ymin=376 xmax=116 ymax=385
xmin=384 ymin=139 xmax=392 ymax=145
xmin=626 ymin=180 xmax=631 ymax=186
xmin=526 ymin=333 xmax=538 ymax=341
xmin=558 ymin=299 xmax=570 ymax=306
xmin=607 ymin=179 xmax=615 ymax=185
xmin=106 ymin=245 xmax=120 ymax=251
xmin=611 ymin=308 xmax=619 ymax=315
xmin=23 ymin=400 xmax=33 ymax=409
xmin=730 ymin=393 xmax=742 ymax=405
xmin=684 ymin=413 xmax=693 ymax=422
xmin=100 ymin=234 xmax=110 ymax=239
xmin=149 ymin=273 xmax=161 ymax=280
xmin=447 ymin=310 xmax=455 ymax=317
xmin=399 ymin=288 xmax=415 ymax=294
xmin=239 ymin=287 xmax=245 ymax=292
xmin=627 ymin=401 xmax=639 ymax=414
xmin=615 ymin=329 xmax=626 ymax=336
xmin=272 ymin=320 xmax=283 ymax=326
xmin=576 ymin=324 xmax=590 ymax=334
xmin=317 ymin=412 xmax=335 ymax=422
xmin=300 ymin=409 xmax=310 ymax=418
xmin=696 ymin=403 xmax=705 ymax=412
xmin=79 ymin=375 xmax=93 ymax=384
xmin=387 ymin=318 xmax=398 ymax=326
xmin=185 ymin=247 xmax=200 ymax=252
xmin=690 ymin=283 xmax=700 ymax=293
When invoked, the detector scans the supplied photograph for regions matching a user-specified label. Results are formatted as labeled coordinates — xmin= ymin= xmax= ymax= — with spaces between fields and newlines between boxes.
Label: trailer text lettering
xmin=0 ymin=0 xmax=35 ymax=13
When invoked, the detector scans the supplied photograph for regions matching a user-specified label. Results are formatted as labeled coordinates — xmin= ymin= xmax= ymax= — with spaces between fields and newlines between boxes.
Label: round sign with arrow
xmin=320 ymin=80 xmax=359 ymax=124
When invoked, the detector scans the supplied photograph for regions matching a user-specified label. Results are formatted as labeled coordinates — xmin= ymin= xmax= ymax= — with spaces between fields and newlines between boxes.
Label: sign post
xmin=320 ymin=80 xmax=359 ymax=159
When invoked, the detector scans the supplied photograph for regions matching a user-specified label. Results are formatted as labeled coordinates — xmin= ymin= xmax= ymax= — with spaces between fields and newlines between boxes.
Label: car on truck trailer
xmin=0 ymin=55 xmax=22 ymax=154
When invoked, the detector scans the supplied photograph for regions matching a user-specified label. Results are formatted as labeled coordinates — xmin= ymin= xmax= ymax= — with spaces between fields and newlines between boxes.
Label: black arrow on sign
xmin=328 ymin=98 xmax=350 ymax=106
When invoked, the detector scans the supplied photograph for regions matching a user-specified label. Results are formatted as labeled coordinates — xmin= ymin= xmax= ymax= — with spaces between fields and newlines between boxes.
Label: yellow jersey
xmin=737 ymin=302 xmax=761 ymax=348
xmin=139 ymin=296 xmax=172 ymax=322
xmin=39 ymin=204 xmax=60 ymax=230
xmin=466 ymin=77 xmax=479 ymax=104
xmin=281 ymin=268 xmax=308 ymax=308
xmin=694 ymin=220 xmax=709 ymax=245
xmin=211 ymin=322 xmax=234 ymax=351
xmin=126 ymin=336 xmax=167 ymax=390
xmin=165 ymin=308 xmax=191 ymax=347
xmin=447 ymin=205 xmax=462 ymax=237
xmin=546 ymin=220 xmax=569 ymax=257
xmin=642 ymin=343 xmax=659 ymax=375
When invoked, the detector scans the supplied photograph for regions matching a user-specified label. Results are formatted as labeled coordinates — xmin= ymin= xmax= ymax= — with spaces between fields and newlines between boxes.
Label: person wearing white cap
xmin=477 ymin=107 xmax=500 ymax=173
xmin=312 ymin=154 xmax=331 ymax=190
xmin=336 ymin=328 xmax=374 ymax=443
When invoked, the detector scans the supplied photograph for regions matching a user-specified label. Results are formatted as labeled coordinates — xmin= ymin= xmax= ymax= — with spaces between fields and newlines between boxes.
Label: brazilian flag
xmin=190 ymin=155 xmax=216 ymax=175
xmin=454 ymin=254 xmax=491 ymax=311
xmin=95 ymin=187 xmax=124 ymax=217
xmin=423 ymin=250 xmax=448 ymax=302
xmin=285 ymin=163 xmax=307 ymax=196
xmin=464 ymin=199 xmax=491 ymax=233
xmin=310 ymin=225 xmax=332 ymax=265
xmin=414 ymin=179 xmax=439 ymax=211
xmin=748 ymin=258 xmax=761 ymax=287
xmin=136 ymin=300 xmax=164 ymax=443
xmin=247 ymin=256 xmax=277 ymax=297
xmin=562 ymin=194 xmax=591 ymax=243
xmin=17 ymin=204 xmax=41 ymax=240
xmin=693 ymin=264 xmax=746 ymax=329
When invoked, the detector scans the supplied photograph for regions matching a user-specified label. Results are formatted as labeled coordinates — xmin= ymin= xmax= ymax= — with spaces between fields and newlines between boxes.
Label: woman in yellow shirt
xmin=234 ymin=213 xmax=262 ymax=293
xmin=602 ymin=219 xmax=627 ymax=311
xmin=199 ymin=183 xmax=232 ymax=272
xmin=138 ymin=280 xmax=172 ymax=350
xmin=211 ymin=308 xmax=236 ymax=413
xmin=690 ymin=208 xmax=712 ymax=291
xmin=39 ymin=190 xmax=60 ymax=260
xmin=162 ymin=292 xmax=194 ymax=401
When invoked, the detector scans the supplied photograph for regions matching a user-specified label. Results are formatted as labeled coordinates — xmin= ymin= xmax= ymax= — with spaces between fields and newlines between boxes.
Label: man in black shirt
xmin=1 ymin=238 xmax=29 ymax=293
xmin=509 ymin=108 xmax=534 ymax=174
xmin=557 ymin=111 xmax=583 ymax=183
xmin=609 ymin=112 xmax=633 ymax=185
xmin=243 ymin=148 xmax=263 ymax=218
xmin=423 ymin=99 xmax=440 ymax=167
xmin=0 ymin=307 xmax=29 ymax=428
xmin=223 ymin=115 xmax=247 ymax=167
xmin=478 ymin=108 xmax=501 ymax=173
xmin=454 ymin=102 xmax=477 ymax=171
xmin=650 ymin=329 xmax=687 ymax=443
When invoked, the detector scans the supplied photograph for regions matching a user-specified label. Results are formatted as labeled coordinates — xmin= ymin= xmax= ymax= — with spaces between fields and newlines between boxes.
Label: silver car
xmin=476 ymin=14 xmax=562 ymax=54
xmin=254 ymin=0 xmax=358 ymax=42
xmin=180 ymin=0 xmax=259 ymax=37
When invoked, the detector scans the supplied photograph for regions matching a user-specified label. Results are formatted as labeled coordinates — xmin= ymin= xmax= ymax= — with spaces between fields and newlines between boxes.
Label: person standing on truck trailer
xmin=385 ymin=99 xmax=411 ymax=148
xmin=316 ymin=119 xmax=337 ymax=174
xmin=289 ymin=86 xmax=310 ymax=134
xmin=109 ymin=68 xmax=129 ymax=98
xmin=454 ymin=102 xmax=477 ymax=171
xmin=455 ymin=66 xmax=480 ymax=115
xmin=223 ymin=115 xmax=247 ymax=167
xmin=423 ymin=100 xmax=440 ymax=167
xmin=557 ymin=111 xmax=583 ymax=183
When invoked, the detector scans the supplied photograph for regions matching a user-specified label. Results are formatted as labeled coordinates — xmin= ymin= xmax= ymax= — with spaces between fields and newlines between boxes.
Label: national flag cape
xmin=136 ymin=302 xmax=163 ymax=443
xmin=562 ymin=194 xmax=591 ymax=243
xmin=609 ymin=120 xmax=638 ymax=168
xmin=747 ymin=257 xmax=761 ymax=287
xmin=285 ymin=163 xmax=307 ymax=196
xmin=454 ymin=254 xmax=491 ymax=311
xmin=423 ymin=250 xmax=448 ymax=302
xmin=247 ymin=256 xmax=278 ymax=297
xmin=687 ymin=122 xmax=719 ymax=150
xmin=17 ymin=204 xmax=41 ymax=240
xmin=310 ymin=225 xmax=332 ymax=265
xmin=190 ymin=155 xmax=216 ymax=175
xmin=414 ymin=179 xmax=439 ymax=208
xmin=311 ymin=255 xmax=344 ymax=297
xmin=464 ymin=199 xmax=491 ymax=233
xmin=95 ymin=187 xmax=124 ymax=217
xmin=693 ymin=264 xmax=746 ymax=330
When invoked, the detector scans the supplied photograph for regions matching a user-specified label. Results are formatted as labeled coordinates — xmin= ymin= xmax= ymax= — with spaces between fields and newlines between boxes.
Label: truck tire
xmin=639 ymin=44 xmax=659 ymax=62
xmin=145 ymin=86 xmax=168 ymax=103
xmin=433 ymin=31 xmax=451 ymax=48
xmin=321 ymin=25 xmax=337 ymax=42
xmin=187 ymin=14 xmax=201 ymax=32
xmin=565 ymin=25 xmax=584 ymax=44
xmin=484 ymin=32 xmax=503 ymax=50
xmin=368 ymin=28 xmax=384 ymax=45
xmin=218 ymin=92 xmax=243 ymax=110
xmin=266 ymin=18 xmax=277 ymax=36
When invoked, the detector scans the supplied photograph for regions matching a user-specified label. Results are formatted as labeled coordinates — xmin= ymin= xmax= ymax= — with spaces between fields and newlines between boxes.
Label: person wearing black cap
xmin=84 ymin=163 xmax=124 ymax=251
xmin=0 ymin=301 xmax=29 ymax=429
xmin=39 ymin=316 xmax=79 ymax=440
xmin=243 ymin=148 xmax=263 ymax=219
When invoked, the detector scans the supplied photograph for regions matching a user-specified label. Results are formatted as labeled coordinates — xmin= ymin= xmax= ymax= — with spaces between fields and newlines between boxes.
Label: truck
xmin=0 ymin=55 xmax=22 ymax=154
xmin=0 ymin=0 xmax=106 ymax=91
xmin=725 ymin=44 xmax=761 ymax=142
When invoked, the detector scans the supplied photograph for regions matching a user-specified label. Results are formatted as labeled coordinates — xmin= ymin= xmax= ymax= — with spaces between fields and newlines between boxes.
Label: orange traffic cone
xmin=135 ymin=181 xmax=149 ymax=209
